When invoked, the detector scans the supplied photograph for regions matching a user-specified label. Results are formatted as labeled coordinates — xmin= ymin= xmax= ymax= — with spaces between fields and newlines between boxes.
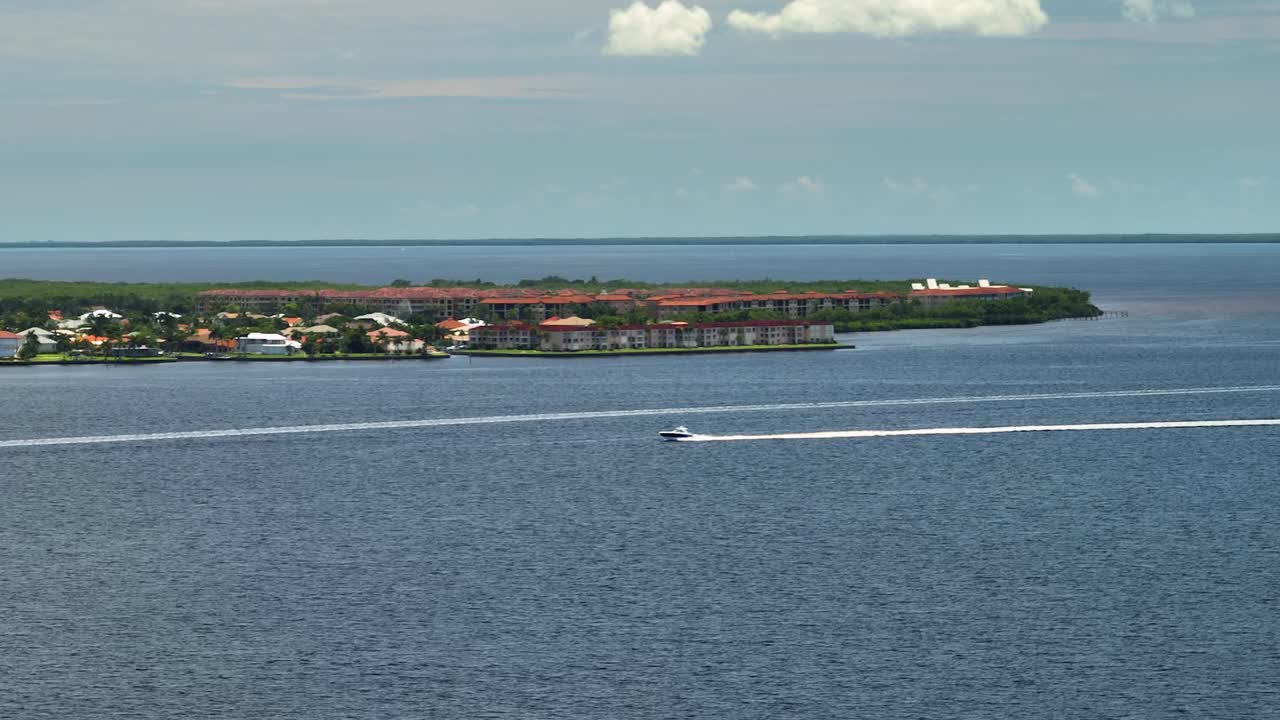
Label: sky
xmin=1 ymin=0 xmax=1277 ymax=240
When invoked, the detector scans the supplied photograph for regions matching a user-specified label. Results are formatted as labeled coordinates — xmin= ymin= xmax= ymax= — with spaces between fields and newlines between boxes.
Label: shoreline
xmin=455 ymin=344 xmax=848 ymax=358
xmin=0 ymin=353 xmax=451 ymax=367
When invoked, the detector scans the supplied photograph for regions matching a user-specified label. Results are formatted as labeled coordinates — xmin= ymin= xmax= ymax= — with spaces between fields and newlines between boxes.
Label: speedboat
xmin=658 ymin=426 xmax=694 ymax=441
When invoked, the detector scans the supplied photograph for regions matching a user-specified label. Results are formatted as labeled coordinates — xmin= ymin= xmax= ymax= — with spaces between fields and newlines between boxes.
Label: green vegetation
xmin=648 ymin=286 xmax=1099 ymax=331
xmin=435 ymin=275 xmax=914 ymax=294
xmin=0 ymin=279 xmax=365 ymax=320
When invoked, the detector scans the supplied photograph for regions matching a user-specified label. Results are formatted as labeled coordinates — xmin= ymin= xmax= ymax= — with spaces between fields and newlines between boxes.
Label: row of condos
xmin=650 ymin=291 xmax=901 ymax=319
xmin=196 ymin=287 xmax=904 ymax=322
xmin=470 ymin=320 xmax=837 ymax=352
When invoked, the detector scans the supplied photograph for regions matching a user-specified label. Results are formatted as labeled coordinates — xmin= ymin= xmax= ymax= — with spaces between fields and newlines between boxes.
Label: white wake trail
xmin=1 ymin=384 xmax=1277 ymax=449
xmin=685 ymin=419 xmax=1280 ymax=442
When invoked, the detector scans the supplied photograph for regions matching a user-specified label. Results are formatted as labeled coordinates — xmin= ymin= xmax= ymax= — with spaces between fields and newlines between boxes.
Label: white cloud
xmin=883 ymin=177 xmax=930 ymax=193
xmin=781 ymin=176 xmax=824 ymax=193
xmin=727 ymin=0 xmax=1048 ymax=38
xmin=1068 ymin=173 xmax=1101 ymax=199
xmin=725 ymin=177 xmax=759 ymax=191
xmin=604 ymin=1 xmax=713 ymax=56
xmin=1122 ymin=0 xmax=1196 ymax=24
xmin=1238 ymin=176 xmax=1266 ymax=189
xmin=883 ymin=177 xmax=977 ymax=201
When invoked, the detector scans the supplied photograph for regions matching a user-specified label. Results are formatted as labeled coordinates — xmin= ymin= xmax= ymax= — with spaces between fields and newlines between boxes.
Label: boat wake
xmin=0 ymin=384 xmax=1277 ymax=449
xmin=682 ymin=418 xmax=1280 ymax=442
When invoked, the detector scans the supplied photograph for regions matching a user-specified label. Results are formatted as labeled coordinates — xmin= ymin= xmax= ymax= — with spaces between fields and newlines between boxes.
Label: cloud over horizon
xmin=1068 ymin=173 xmax=1102 ymax=199
xmin=604 ymin=1 xmax=713 ymax=56
xmin=1122 ymin=0 xmax=1196 ymax=24
xmin=726 ymin=0 xmax=1048 ymax=38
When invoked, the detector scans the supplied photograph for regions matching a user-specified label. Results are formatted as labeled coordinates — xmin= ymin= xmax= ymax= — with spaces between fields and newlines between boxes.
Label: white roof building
xmin=235 ymin=332 xmax=296 ymax=355
xmin=79 ymin=309 xmax=123 ymax=320
xmin=354 ymin=312 xmax=403 ymax=326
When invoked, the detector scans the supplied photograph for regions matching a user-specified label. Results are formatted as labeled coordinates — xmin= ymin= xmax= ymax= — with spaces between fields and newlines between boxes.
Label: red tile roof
xmin=0 ymin=330 xmax=20 ymax=339
xmin=367 ymin=328 xmax=410 ymax=339
xmin=911 ymin=287 xmax=1026 ymax=297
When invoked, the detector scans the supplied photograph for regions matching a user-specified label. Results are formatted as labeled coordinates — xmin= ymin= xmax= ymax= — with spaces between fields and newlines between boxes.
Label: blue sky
xmin=1 ymin=0 xmax=1277 ymax=240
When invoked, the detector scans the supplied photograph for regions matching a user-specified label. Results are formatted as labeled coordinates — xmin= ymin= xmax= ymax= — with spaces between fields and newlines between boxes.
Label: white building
xmin=354 ymin=312 xmax=403 ymax=326
xmin=17 ymin=328 xmax=58 ymax=354
xmin=79 ymin=308 xmax=123 ymax=321
xmin=236 ymin=333 xmax=295 ymax=355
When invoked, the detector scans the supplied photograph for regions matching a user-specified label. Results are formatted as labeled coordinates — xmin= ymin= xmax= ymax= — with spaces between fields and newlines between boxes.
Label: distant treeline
xmin=1 ymin=234 xmax=1277 ymax=249
xmin=0 ymin=279 xmax=365 ymax=317
xmin=0 ymin=275 xmax=980 ymax=310
xmin=661 ymin=287 xmax=1101 ymax=332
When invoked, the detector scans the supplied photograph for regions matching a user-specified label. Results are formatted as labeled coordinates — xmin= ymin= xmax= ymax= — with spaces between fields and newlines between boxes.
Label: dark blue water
xmin=1 ymin=244 xmax=1278 ymax=718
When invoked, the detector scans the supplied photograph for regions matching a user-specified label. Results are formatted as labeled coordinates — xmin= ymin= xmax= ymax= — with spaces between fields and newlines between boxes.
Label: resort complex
xmin=0 ymin=276 xmax=1079 ymax=362
xmin=193 ymin=279 xmax=1029 ymax=322
xmin=471 ymin=319 xmax=836 ymax=352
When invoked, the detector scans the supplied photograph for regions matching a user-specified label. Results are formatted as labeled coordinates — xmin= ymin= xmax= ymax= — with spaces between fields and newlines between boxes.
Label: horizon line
xmin=2 ymin=233 xmax=1278 ymax=249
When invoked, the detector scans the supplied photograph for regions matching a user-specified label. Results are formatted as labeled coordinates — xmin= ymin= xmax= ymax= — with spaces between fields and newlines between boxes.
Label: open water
xmin=1 ymin=242 xmax=1278 ymax=718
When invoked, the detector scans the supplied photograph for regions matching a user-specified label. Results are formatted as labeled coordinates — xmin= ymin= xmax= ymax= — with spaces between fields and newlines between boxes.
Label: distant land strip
xmin=1 ymin=234 xmax=1278 ymax=249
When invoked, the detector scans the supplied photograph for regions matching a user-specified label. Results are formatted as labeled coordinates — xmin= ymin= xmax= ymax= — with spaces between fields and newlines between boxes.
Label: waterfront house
xmin=367 ymin=327 xmax=412 ymax=351
xmin=182 ymin=329 xmax=236 ymax=355
xmin=236 ymin=333 xmax=294 ymax=355
xmin=289 ymin=324 xmax=340 ymax=338
xmin=17 ymin=328 xmax=59 ymax=354
xmin=0 ymin=331 xmax=21 ymax=357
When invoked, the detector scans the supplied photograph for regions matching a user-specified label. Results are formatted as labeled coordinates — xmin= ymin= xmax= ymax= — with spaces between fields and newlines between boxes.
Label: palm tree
xmin=87 ymin=314 xmax=114 ymax=340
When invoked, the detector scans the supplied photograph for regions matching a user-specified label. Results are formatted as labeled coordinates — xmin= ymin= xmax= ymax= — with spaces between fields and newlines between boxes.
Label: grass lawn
xmin=1 ymin=353 xmax=177 ymax=365
xmin=174 ymin=352 xmax=450 ymax=361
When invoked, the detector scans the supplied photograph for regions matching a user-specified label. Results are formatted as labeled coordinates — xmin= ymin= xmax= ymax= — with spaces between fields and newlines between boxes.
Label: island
xmin=0 ymin=276 xmax=1100 ymax=363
